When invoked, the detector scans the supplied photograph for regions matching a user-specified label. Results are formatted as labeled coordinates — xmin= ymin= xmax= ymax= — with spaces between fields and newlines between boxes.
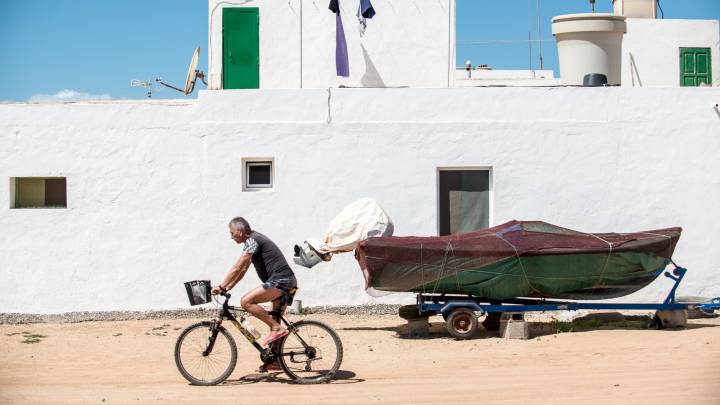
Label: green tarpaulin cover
xmin=355 ymin=221 xmax=681 ymax=300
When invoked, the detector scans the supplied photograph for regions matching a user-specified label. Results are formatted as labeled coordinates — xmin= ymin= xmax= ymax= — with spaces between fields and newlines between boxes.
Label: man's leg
xmin=271 ymin=298 xmax=283 ymax=313
xmin=240 ymin=286 xmax=283 ymax=331
xmin=258 ymin=298 xmax=285 ymax=372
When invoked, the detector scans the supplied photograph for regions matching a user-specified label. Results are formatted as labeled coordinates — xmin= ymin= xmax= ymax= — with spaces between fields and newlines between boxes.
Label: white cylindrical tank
xmin=552 ymin=13 xmax=627 ymax=86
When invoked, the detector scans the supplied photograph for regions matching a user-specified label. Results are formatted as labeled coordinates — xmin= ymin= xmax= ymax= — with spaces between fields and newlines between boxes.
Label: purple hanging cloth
xmin=329 ymin=0 xmax=350 ymax=77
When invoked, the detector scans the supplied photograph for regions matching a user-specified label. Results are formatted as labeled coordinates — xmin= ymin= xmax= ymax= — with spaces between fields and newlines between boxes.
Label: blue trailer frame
xmin=417 ymin=267 xmax=720 ymax=318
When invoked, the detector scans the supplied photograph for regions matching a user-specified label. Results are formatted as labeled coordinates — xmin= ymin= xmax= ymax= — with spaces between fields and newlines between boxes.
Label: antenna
xmin=527 ymin=0 xmax=533 ymax=70
xmin=537 ymin=0 xmax=543 ymax=70
xmin=130 ymin=79 xmax=154 ymax=98
xmin=155 ymin=47 xmax=207 ymax=95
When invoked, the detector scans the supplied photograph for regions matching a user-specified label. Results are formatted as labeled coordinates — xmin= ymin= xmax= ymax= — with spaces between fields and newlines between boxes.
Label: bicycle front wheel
xmin=277 ymin=320 xmax=343 ymax=384
xmin=174 ymin=321 xmax=237 ymax=386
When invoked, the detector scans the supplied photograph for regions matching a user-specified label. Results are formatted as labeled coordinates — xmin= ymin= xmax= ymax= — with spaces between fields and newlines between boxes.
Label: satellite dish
xmin=155 ymin=47 xmax=207 ymax=96
xmin=185 ymin=47 xmax=201 ymax=95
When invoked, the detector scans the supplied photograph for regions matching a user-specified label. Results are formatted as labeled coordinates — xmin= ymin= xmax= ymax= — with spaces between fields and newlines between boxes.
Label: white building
xmin=1 ymin=0 xmax=719 ymax=314
xmin=552 ymin=1 xmax=718 ymax=87
xmin=621 ymin=17 xmax=719 ymax=87
xmin=207 ymin=0 xmax=456 ymax=89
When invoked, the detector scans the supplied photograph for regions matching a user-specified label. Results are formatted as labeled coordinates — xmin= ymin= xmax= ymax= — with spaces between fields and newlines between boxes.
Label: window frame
xmin=242 ymin=158 xmax=274 ymax=192
xmin=679 ymin=47 xmax=712 ymax=87
xmin=10 ymin=176 xmax=68 ymax=209
xmin=436 ymin=166 xmax=493 ymax=236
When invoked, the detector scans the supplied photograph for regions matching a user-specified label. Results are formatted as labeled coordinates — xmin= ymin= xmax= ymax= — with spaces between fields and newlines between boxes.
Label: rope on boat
xmin=419 ymin=243 xmax=425 ymax=295
xmin=587 ymin=232 xmax=613 ymax=293
xmin=495 ymin=233 xmax=543 ymax=297
xmin=429 ymin=241 xmax=456 ymax=295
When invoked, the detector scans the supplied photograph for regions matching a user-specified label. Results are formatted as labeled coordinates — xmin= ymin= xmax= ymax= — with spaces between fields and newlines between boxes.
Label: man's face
xmin=229 ymin=225 xmax=249 ymax=244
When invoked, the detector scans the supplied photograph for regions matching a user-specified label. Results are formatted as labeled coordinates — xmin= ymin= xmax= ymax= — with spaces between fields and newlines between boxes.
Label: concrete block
xmin=499 ymin=312 xmax=525 ymax=323
xmin=405 ymin=318 xmax=430 ymax=338
xmin=654 ymin=309 xmax=688 ymax=328
xmin=500 ymin=312 xmax=530 ymax=339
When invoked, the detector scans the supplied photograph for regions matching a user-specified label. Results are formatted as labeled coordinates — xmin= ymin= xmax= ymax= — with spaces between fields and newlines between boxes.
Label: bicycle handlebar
xmin=211 ymin=291 xmax=232 ymax=310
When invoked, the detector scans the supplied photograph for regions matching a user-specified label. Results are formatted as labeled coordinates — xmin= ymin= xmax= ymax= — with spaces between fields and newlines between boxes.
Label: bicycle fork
xmin=202 ymin=321 xmax=221 ymax=357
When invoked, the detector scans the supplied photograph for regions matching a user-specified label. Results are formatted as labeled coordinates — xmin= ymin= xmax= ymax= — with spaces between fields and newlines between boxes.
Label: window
xmin=10 ymin=177 xmax=67 ymax=208
xmin=243 ymin=159 xmax=273 ymax=190
xmin=438 ymin=169 xmax=491 ymax=236
xmin=680 ymin=48 xmax=712 ymax=87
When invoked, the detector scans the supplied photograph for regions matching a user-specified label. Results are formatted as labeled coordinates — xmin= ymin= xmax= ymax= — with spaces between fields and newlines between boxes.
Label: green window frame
xmin=680 ymin=48 xmax=712 ymax=87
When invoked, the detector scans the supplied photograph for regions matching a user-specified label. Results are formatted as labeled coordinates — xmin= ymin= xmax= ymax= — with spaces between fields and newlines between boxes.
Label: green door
xmin=223 ymin=8 xmax=259 ymax=89
xmin=680 ymin=48 xmax=712 ymax=87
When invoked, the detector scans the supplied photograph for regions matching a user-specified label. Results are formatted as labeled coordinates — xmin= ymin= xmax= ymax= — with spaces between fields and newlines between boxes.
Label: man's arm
xmin=217 ymin=253 xmax=252 ymax=292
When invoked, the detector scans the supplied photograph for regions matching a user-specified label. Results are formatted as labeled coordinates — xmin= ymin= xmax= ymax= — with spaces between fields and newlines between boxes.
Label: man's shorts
xmin=261 ymin=276 xmax=298 ymax=303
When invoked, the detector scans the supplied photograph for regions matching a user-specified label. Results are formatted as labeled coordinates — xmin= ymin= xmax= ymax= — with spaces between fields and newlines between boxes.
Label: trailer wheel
xmin=399 ymin=305 xmax=423 ymax=320
xmin=446 ymin=308 xmax=478 ymax=339
xmin=398 ymin=305 xmax=436 ymax=321
xmin=399 ymin=305 xmax=437 ymax=320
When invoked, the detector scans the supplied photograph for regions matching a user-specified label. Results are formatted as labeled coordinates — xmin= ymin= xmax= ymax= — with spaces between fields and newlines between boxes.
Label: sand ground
xmin=1 ymin=313 xmax=719 ymax=405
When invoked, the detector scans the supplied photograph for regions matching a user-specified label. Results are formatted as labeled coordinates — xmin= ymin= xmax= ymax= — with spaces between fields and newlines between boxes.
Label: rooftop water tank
xmin=613 ymin=0 xmax=657 ymax=19
xmin=552 ymin=13 xmax=627 ymax=86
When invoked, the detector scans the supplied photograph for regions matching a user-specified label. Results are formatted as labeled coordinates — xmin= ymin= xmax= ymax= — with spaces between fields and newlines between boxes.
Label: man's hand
xmin=211 ymin=285 xmax=226 ymax=295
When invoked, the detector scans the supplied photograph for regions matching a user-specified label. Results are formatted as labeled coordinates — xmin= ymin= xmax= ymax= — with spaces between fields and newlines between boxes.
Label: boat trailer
xmin=412 ymin=267 xmax=720 ymax=339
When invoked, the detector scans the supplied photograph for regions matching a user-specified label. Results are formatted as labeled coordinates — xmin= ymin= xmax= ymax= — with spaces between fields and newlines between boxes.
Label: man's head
xmin=228 ymin=217 xmax=252 ymax=244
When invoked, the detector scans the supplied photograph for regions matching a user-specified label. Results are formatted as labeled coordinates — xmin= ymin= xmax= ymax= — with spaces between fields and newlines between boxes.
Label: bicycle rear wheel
xmin=174 ymin=321 xmax=237 ymax=385
xmin=277 ymin=320 xmax=343 ymax=384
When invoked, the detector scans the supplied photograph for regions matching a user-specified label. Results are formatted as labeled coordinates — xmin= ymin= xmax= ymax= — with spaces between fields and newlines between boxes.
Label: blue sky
xmin=457 ymin=0 xmax=720 ymax=73
xmin=1 ymin=0 xmax=718 ymax=101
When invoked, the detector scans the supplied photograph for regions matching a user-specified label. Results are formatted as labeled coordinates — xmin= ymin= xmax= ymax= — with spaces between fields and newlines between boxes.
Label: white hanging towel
xmin=306 ymin=197 xmax=394 ymax=254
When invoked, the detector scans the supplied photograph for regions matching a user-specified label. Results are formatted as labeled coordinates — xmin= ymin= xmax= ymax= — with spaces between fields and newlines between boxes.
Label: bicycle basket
xmin=184 ymin=280 xmax=212 ymax=306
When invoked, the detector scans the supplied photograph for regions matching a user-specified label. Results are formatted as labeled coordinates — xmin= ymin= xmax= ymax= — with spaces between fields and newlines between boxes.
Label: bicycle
xmin=174 ymin=291 xmax=343 ymax=385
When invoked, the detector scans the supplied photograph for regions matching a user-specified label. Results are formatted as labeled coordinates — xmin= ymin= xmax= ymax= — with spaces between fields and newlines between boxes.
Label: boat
xmin=355 ymin=220 xmax=681 ymax=300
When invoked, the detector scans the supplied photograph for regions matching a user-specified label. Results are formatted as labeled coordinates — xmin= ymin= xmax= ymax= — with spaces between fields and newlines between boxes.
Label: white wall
xmin=208 ymin=0 xmax=301 ymax=89
xmin=208 ymin=0 xmax=455 ymax=90
xmin=454 ymin=69 xmax=559 ymax=87
xmin=1 ymin=87 xmax=720 ymax=313
xmin=622 ymin=18 xmax=720 ymax=87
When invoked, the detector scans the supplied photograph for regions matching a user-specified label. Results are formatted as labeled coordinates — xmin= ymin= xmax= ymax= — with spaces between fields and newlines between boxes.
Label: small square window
xmin=243 ymin=159 xmax=274 ymax=191
xmin=10 ymin=177 xmax=67 ymax=208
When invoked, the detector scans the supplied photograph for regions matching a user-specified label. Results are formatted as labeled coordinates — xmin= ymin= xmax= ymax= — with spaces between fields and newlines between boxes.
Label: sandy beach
xmin=1 ymin=313 xmax=719 ymax=405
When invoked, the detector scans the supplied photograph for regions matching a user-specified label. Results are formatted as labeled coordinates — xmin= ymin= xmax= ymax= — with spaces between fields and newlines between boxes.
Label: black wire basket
xmin=184 ymin=280 xmax=212 ymax=306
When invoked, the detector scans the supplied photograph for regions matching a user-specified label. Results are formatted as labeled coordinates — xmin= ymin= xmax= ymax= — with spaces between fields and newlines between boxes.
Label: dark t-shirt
xmin=241 ymin=231 xmax=294 ymax=282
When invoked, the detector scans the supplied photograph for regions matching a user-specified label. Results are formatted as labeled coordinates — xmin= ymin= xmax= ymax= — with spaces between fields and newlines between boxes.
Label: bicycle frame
xmin=207 ymin=293 xmax=314 ymax=365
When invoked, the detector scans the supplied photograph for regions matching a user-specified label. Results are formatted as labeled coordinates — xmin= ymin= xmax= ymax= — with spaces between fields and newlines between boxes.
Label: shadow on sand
xmin=338 ymin=312 xmax=719 ymax=341
xmin=223 ymin=370 xmax=363 ymax=386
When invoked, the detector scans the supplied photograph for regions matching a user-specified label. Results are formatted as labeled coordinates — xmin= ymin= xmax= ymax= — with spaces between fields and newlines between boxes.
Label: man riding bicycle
xmin=211 ymin=217 xmax=298 ymax=372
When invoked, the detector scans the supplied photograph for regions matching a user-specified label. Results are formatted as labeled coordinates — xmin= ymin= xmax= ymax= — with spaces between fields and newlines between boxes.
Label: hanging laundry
xmin=360 ymin=0 xmax=376 ymax=18
xmin=329 ymin=0 xmax=350 ymax=77
xmin=356 ymin=0 xmax=376 ymax=36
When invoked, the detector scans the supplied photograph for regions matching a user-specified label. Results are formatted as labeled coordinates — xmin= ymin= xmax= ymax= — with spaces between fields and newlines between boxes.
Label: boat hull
xmin=356 ymin=221 xmax=681 ymax=300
